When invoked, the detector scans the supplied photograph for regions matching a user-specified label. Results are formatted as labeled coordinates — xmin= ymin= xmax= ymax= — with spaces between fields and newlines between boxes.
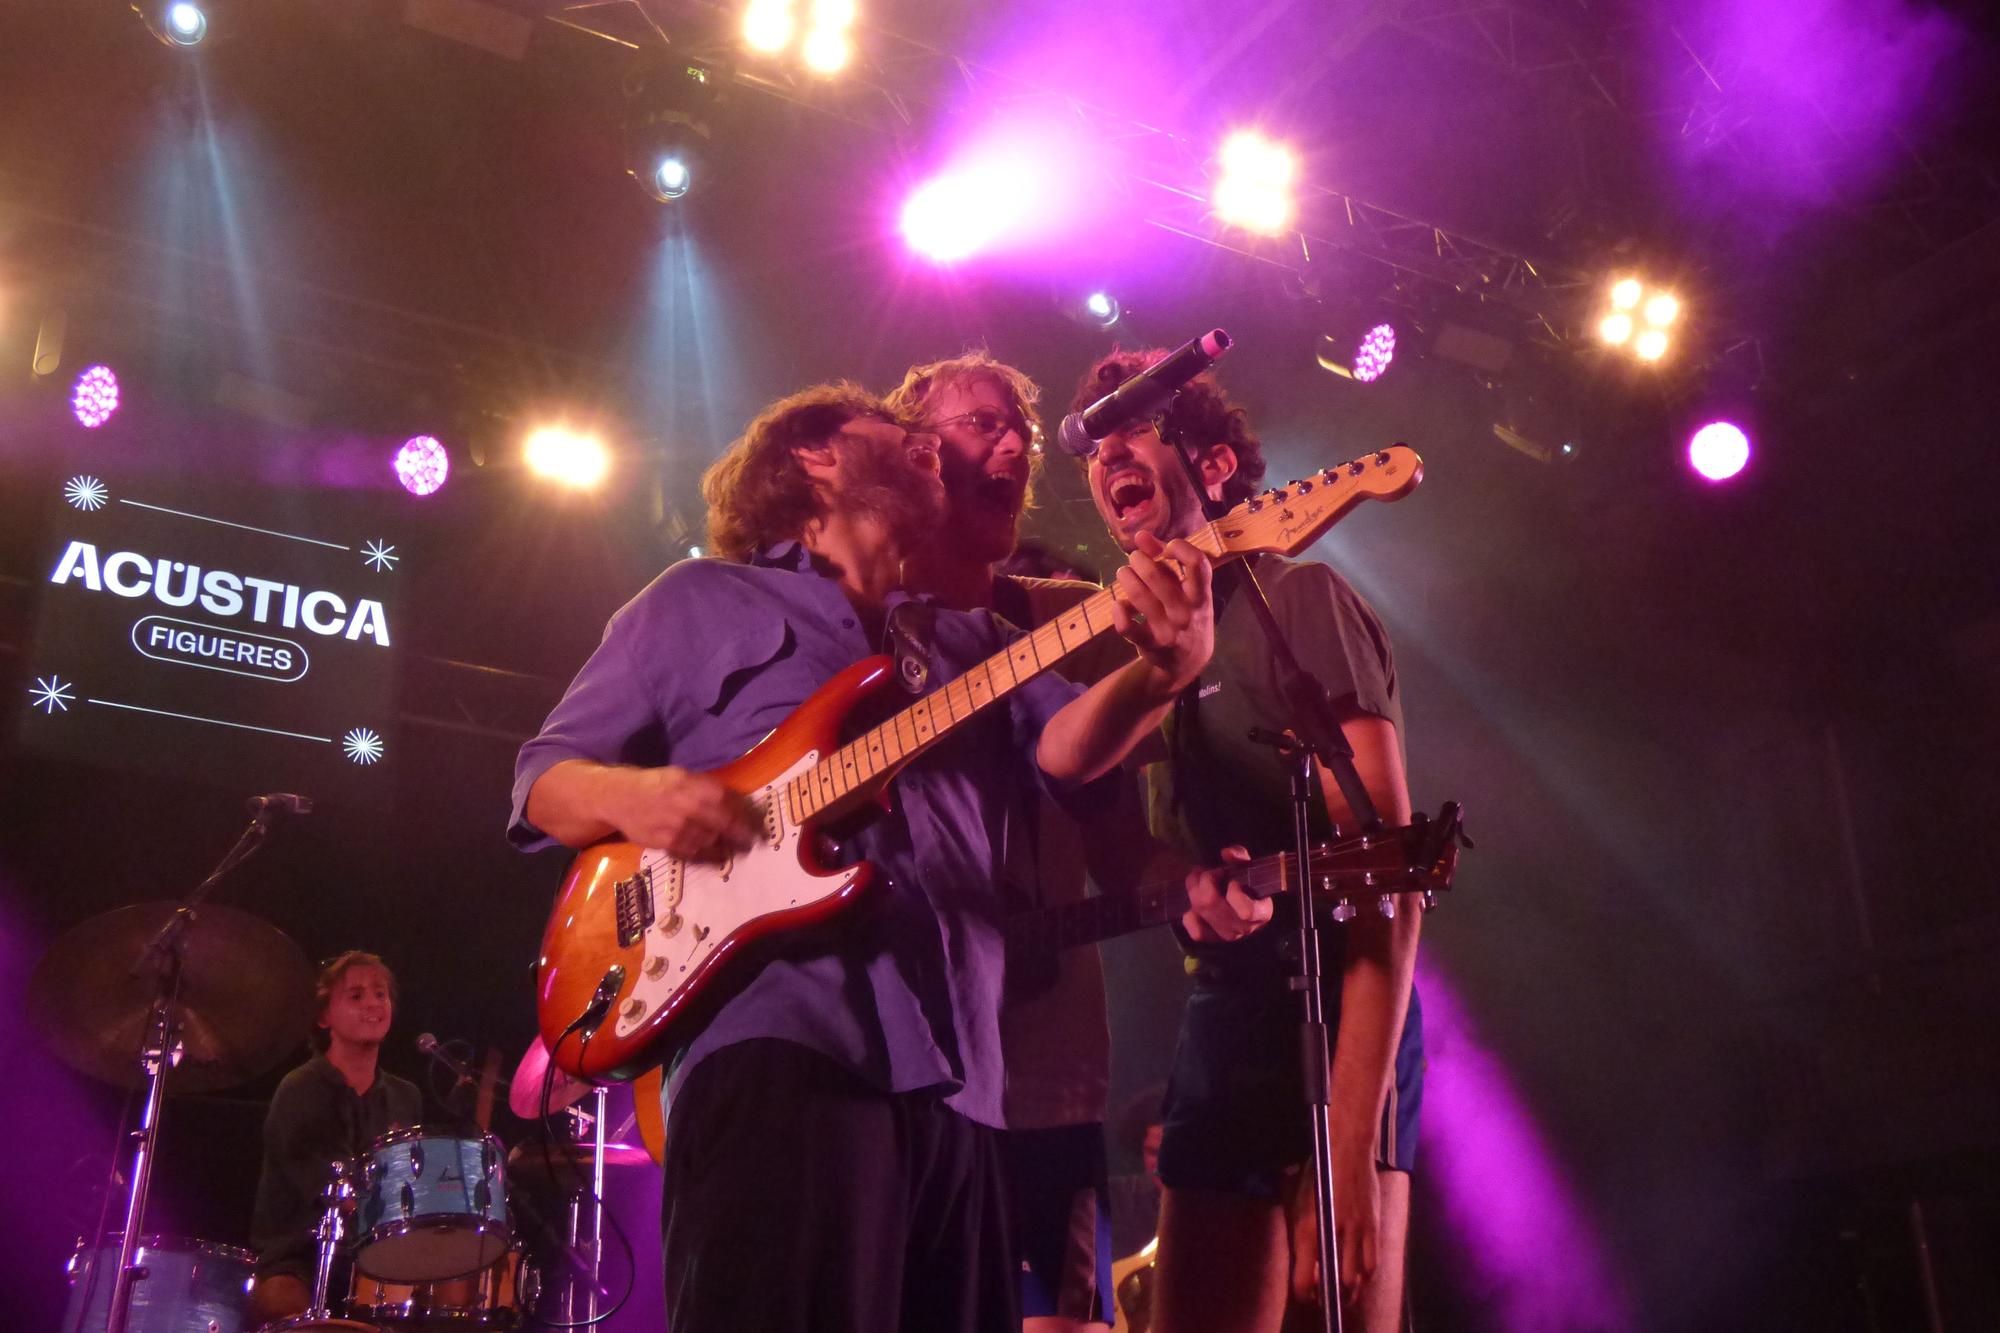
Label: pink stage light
xmin=72 ymin=365 xmax=120 ymax=429
xmin=393 ymin=435 xmax=450 ymax=496
xmin=899 ymin=114 xmax=1098 ymax=265
xmin=1688 ymin=421 xmax=1750 ymax=481
xmin=1352 ymin=322 xmax=1397 ymax=383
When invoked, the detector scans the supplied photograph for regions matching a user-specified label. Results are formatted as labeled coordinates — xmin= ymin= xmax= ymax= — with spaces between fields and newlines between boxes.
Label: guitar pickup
xmin=613 ymin=868 xmax=656 ymax=948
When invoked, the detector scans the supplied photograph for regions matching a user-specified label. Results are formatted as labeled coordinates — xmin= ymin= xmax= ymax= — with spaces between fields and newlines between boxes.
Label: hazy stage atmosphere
xmin=4 ymin=2 xmax=1999 ymax=1330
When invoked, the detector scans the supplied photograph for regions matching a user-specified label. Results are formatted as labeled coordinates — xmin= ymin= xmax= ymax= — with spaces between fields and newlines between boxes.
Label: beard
xmin=831 ymin=434 xmax=948 ymax=549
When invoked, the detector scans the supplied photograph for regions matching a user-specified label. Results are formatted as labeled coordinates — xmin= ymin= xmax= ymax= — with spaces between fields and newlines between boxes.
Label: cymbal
xmin=27 ymin=902 xmax=313 ymax=1095
xmin=505 ymin=1140 xmax=652 ymax=1191
xmin=508 ymin=1034 xmax=592 ymax=1120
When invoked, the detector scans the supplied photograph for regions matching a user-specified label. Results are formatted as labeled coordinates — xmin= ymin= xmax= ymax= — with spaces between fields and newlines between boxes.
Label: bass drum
xmin=348 ymin=1247 xmax=529 ymax=1328
xmin=64 ymin=1234 xmax=257 ymax=1333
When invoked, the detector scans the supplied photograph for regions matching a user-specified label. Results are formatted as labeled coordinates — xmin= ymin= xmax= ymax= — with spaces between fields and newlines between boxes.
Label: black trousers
xmin=661 ymin=1039 xmax=1019 ymax=1333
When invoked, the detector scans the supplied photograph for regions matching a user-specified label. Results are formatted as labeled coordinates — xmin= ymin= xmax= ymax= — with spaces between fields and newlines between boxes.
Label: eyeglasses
xmin=927 ymin=407 xmax=1030 ymax=443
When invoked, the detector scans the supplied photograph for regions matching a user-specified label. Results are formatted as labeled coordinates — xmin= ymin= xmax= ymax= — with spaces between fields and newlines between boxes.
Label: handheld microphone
xmin=247 ymin=793 xmax=314 ymax=817
xmin=1056 ymin=328 xmax=1232 ymax=459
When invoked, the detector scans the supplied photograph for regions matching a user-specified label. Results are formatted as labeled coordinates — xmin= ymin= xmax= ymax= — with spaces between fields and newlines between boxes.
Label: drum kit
xmin=30 ymin=808 xmax=644 ymax=1333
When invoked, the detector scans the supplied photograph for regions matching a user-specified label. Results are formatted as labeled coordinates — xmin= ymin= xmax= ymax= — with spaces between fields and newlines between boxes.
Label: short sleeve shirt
xmin=1144 ymin=556 xmax=1402 ymax=989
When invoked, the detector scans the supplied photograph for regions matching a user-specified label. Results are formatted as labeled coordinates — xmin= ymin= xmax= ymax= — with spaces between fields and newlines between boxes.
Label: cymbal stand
xmin=103 ymin=964 xmax=181 ymax=1333
xmin=105 ymin=803 xmax=282 ymax=1333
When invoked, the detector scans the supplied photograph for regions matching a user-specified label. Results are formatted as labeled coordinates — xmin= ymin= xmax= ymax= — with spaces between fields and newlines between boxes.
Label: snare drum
xmin=349 ymin=1248 xmax=525 ymax=1327
xmin=355 ymin=1128 xmax=509 ymax=1283
xmin=64 ymin=1233 xmax=256 ymax=1333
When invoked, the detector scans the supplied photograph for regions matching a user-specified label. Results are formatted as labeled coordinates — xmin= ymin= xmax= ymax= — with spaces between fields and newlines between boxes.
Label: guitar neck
xmin=785 ymin=527 xmax=1232 ymax=825
xmin=1005 ymin=850 xmax=1293 ymax=953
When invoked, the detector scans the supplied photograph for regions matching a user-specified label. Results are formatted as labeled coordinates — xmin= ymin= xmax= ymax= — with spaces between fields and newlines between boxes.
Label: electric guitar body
xmin=534 ymin=657 xmax=896 ymax=1079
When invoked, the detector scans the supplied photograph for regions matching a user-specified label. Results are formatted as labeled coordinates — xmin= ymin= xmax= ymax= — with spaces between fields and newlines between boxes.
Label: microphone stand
xmin=103 ymin=805 xmax=284 ymax=1333
xmin=1161 ymin=412 xmax=1388 ymax=1333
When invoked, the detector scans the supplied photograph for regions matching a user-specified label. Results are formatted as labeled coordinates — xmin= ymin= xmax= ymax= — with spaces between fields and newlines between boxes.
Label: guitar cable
xmin=523 ymin=1023 xmax=636 ymax=1329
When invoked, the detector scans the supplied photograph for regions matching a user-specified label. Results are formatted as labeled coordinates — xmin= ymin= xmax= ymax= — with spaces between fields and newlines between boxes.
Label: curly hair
xmin=1070 ymin=349 xmax=1268 ymax=507
xmin=701 ymin=382 xmax=894 ymax=562
xmin=313 ymin=950 xmax=397 ymax=1051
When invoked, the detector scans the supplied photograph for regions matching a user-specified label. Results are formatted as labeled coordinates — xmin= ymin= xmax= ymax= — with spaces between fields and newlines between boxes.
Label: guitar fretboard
xmin=780 ymin=524 xmax=1229 ymax=826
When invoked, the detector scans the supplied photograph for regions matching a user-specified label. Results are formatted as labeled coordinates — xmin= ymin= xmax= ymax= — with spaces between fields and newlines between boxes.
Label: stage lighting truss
xmin=1596 ymin=276 xmax=1680 ymax=362
xmin=538 ymin=7 xmax=1695 ymax=364
xmin=624 ymin=61 xmax=723 ymax=202
xmin=742 ymin=0 xmax=856 ymax=75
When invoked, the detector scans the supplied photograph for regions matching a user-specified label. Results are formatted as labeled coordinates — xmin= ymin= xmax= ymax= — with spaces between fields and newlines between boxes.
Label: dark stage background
xmin=4 ymin=2 xmax=2000 ymax=1329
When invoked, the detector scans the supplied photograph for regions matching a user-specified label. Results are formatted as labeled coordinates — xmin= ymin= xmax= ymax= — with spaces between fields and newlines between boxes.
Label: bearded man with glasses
xmin=887 ymin=356 xmax=1243 ymax=1333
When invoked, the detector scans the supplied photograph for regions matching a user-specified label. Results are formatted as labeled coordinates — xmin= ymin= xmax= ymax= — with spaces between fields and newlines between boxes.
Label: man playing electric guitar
xmin=1072 ymin=351 xmax=1427 ymax=1333
xmin=508 ymin=382 xmax=1216 ymax=1333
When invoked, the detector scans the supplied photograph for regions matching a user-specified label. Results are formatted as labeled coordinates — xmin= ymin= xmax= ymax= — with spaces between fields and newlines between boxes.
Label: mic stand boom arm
xmin=1161 ymin=410 xmax=1389 ymax=1333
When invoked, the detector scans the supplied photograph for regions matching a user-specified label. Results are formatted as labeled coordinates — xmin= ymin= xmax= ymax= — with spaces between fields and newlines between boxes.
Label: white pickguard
xmin=612 ymin=750 xmax=859 ymax=1040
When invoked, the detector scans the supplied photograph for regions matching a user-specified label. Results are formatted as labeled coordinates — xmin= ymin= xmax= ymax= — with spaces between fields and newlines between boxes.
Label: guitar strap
xmin=884 ymin=600 xmax=939 ymax=697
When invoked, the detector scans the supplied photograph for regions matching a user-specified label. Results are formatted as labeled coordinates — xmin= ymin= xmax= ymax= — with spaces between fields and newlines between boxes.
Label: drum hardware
xmin=307 ymin=1161 xmax=356 ymax=1321
xmin=562 ymin=1086 xmax=610 ymax=1328
xmin=30 ymin=799 xmax=314 ymax=1333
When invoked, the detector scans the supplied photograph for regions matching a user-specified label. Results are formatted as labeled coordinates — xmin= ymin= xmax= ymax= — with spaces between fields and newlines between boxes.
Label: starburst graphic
xmin=29 ymin=676 xmax=75 ymax=714
xmin=362 ymin=539 xmax=399 ymax=572
xmin=343 ymin=727 xmax=385 ymax=764
xmin=64 ymin=476 xmax=108 ymax=511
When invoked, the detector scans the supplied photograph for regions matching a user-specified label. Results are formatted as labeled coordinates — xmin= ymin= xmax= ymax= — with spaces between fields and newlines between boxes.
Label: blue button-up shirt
xmin=509 ymin=543 xmax=1093 ymax=1127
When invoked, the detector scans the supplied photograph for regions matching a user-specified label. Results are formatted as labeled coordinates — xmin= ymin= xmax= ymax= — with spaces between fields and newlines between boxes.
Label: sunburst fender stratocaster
xmin=535 ymin=446 xmax=1424 ymax=1078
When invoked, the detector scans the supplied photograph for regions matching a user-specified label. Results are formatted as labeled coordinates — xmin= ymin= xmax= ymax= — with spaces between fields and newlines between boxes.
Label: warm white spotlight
xmin=801 ymin=27 xmax=851 ymax=73
xmin=1609 ymin=277 xmax=1642 ymax=310
xmin=1598 ymin=312 xmax=1634 ymax=346
xmin=1642 ymin=292 xmax=1680 ymax=327
xmin=1633 ymin=328 xmax=1669 ymax=361
xmin=742 ymin=0 xmax=793 ymax=53
xmin=1212 ymin=131 xmax=1295 ymax=235
xmin=525 ymin=426 xmax=611 ymax=489
xmin=811 ymin=0 xmax=857 ymax=27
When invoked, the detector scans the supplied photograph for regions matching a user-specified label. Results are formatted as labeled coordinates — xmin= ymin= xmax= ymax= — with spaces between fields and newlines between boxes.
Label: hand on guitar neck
xmin=1181 ymin=844 xmax=1271 ymax=943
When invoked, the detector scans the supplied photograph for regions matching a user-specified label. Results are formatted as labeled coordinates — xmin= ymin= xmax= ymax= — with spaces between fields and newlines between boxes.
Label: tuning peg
xmin=1421 ymin=890 xmax=1439 ymax=912
xmin=1330 ymin=900 xmax=1357 ymax=924
xmin=1376 ymin=894 xmax=1396 ymax=920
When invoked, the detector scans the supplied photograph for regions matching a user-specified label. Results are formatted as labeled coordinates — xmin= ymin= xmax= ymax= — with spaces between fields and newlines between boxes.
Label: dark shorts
xmin=998 ymin=1123 xmax=1113 ymax=1322
xmin=662 ymin=1039 xmax=1018 ymax=1333
xmin=1157 ymin=983 xmax=1424 ymax=1198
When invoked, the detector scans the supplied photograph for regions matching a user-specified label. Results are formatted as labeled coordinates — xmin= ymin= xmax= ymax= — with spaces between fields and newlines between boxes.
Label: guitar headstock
xmin=1204 ymin=444 xmax=1422 ymax=559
